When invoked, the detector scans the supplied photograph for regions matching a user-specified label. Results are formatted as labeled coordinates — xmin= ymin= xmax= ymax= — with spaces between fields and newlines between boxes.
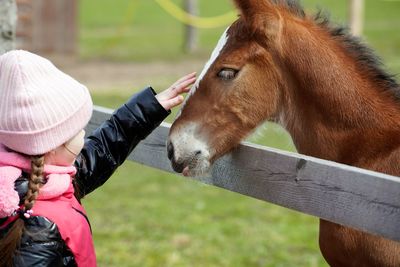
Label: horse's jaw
xmin=168 ymin=122 xmax=213 ymax=178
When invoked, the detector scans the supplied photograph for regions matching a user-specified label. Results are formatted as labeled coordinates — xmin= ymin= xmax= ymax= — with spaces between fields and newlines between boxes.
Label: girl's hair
xmin=0 ymin=155 xmax=44 ymax=267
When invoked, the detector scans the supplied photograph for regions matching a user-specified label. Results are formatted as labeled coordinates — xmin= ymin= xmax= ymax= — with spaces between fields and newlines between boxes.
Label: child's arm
xmin=73 ymin=73 xmax=195 ymax=198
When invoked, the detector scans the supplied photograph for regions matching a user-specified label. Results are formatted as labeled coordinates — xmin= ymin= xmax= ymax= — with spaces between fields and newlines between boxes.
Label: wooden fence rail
xmin=88 ymin=106 xmax=400 ymax=243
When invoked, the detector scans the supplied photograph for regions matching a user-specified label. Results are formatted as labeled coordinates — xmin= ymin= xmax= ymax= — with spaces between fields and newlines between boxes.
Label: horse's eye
xmin=217 ymin=68 xmax=238 ymax=81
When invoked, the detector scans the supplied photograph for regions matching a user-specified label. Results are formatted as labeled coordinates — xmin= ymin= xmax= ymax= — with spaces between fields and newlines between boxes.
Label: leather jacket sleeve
xmin=74 ymin=87 xmax=170 ymax=198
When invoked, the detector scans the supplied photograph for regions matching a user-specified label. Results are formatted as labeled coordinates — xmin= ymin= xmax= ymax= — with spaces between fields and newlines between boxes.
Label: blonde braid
xmin=24 ymin=155 xmax=45 ymax=212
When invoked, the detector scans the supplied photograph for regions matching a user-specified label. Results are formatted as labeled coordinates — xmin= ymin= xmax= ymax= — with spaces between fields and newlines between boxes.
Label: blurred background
xmin=7 ymin=0 xmax=400 ymax=266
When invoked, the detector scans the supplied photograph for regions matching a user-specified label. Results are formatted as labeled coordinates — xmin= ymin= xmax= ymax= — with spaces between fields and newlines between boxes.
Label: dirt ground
xmin=55 ymin=58 xmax=206 ymax=93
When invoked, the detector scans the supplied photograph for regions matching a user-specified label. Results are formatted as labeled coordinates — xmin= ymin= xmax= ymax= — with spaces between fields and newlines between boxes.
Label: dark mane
xmin=314 ymin=12 xmax=400 ymax=97
xmin=274 ymin=0 xmax=400 ymax=96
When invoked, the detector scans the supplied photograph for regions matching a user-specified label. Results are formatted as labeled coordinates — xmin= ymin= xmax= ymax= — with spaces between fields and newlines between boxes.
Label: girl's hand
xmin=156 ymin=72 xmax=196 ymax=110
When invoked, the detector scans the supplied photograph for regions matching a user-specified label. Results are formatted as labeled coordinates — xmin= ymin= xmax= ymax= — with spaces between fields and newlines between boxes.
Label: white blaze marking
xmin=170 ymin=28 xmax=230 ymax=176
xmin=175 ymin=27 xmax=230 ymax=119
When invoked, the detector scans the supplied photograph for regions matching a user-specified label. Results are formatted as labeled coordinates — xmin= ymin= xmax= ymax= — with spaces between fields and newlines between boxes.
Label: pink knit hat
xmin=0 ymin=50 xmax=93 ymax=155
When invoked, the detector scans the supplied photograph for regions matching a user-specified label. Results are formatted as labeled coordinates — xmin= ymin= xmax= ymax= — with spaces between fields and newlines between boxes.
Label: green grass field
xmin=79 ymin=1 xmax=400 ymax=266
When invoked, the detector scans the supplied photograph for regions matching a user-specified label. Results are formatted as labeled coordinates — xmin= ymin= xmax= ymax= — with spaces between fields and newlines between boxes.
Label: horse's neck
xmin=280 ymin=23 xmax=400 ymax=171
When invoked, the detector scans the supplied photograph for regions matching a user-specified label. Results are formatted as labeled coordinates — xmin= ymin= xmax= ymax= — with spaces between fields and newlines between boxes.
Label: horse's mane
xmin=272 ymin=0 xmax=400 ymax=97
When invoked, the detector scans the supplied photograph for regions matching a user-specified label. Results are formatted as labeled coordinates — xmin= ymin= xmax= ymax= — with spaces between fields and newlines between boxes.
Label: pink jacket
xmin=0 ymin=146 xmax=96 ymax=267
xmin=33 ymin=183 xmax=96 ymax=267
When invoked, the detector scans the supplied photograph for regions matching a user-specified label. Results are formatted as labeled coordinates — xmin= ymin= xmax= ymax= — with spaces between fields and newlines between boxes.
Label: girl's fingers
xmin=164 ymin=95 xmax=184 ymax=110
xmin=181 ymin=85 xmax=191 ymax=93
xmin=171 ymin=72 xmax=196 ymax=88
xmin=156 ymin=73 xmax=196 ymax=109
xmin=177 ymin=72 xmax=196 ymax=83
xmin=172 ymin=77 xmax=196 ymax=94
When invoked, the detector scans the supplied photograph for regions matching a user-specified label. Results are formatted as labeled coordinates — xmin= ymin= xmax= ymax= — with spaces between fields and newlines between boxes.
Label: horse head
xmin=168 ymin=0 xmax=287 ymax=177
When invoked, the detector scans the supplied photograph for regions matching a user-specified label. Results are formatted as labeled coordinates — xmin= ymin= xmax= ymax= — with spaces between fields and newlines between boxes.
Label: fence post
xmin=14 ymin=0 xmax=77 ymax=54
xmin=0 ymin=0 xmax=17 ymax=54
xmin=349 ymin=0 xmax=364 ymax=36
xmin=183 ymin=0 xmax=198 ymax=53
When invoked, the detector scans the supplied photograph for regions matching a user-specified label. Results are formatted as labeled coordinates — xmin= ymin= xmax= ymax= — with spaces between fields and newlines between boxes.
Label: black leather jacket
xmin=0 ymin=87 xmax=170 ymax=266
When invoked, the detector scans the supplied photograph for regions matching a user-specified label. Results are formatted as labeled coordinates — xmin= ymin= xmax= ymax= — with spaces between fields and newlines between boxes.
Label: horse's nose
xmin=171 ymin=160 xmax=185 ymax=173
xmin=167 ymin=140 xmax=204 ymax=173
xmin=168 ymin=141 xmax=186 ymax=173
xmin=167 ymin=141 xmax=174 ymax=160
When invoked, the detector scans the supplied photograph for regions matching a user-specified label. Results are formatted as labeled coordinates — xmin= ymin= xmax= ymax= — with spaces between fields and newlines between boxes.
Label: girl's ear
xmin=233 ymin=0 xmax=281 ymax=38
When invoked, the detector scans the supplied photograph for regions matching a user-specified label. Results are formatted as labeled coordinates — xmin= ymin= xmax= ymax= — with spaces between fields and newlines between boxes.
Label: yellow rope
xmin=155 ymin=0 xmax=237 ymax=28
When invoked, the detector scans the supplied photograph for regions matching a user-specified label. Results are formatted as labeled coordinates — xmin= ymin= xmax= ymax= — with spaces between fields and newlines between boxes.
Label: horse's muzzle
xmin=167 ymin=138 xmax=210 ymax=176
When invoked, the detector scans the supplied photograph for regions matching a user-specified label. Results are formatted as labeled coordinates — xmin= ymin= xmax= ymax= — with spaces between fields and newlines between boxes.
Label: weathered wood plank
xmin=88 ymin=106 xmax=400 ymax=242
xmin=16 ymin=0 xmax=77 ymax=54
xmin=349 ymin=0 xmax=364 ymax=36
xmin=183 ymin=0 xmax=198 ymax=53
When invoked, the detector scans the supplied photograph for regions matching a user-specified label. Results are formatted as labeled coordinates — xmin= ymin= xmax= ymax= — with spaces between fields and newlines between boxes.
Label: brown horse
xmin=167 ymin=0 xmax=400 ymax=266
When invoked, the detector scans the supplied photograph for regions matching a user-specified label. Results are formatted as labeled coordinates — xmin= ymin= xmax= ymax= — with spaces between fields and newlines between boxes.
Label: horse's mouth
xmin=167 ymin=134 xmax=212 ymax=177
xmin=182 ymin=166 xmax=190 ymax=177
xmin=170 ymin=157 xmax=211 ymax=177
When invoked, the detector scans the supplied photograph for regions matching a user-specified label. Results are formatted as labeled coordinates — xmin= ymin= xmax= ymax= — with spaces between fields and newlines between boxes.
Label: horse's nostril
xmin=167 ymin=141 xmax=174 ymax=160
xmin=195 ymin=150 xmax=202 ymax=156
xmin=171 ymin=160 xmax=185 ymax=173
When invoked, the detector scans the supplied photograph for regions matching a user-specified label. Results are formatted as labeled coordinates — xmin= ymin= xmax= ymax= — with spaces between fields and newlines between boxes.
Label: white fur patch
xmin=170 ymin=28 xmax=230 ymax=176
xmin=176 ymin=27 xmax=230 ymax=119
xmin=169 ymin=123 xmax=211 ymax=177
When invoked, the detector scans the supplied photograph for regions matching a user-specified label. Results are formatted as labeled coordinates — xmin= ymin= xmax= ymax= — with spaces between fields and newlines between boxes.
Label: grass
xmin=80 ymin=1 xmax=400 ymax=266
xmin=85 ymin=162 xmax=322 ymax=267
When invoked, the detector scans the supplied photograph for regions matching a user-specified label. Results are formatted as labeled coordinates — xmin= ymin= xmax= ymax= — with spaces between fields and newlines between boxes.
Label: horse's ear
xmin=233 ymin=0 xmax=280 ymax=37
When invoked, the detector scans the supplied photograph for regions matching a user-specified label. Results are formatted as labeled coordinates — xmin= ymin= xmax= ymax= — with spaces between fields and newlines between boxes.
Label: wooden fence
xmin=88 ymin=106 xmax=400 ymax=243
xmin=349 ymin=0 xmax=364 ymax=36
xmin=0 ymin=0 xmax=17 ymax=54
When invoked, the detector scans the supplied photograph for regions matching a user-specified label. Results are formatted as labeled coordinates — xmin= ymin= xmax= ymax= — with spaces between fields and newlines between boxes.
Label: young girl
xmin=0 ymin=50 xmax=196 ymax=267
